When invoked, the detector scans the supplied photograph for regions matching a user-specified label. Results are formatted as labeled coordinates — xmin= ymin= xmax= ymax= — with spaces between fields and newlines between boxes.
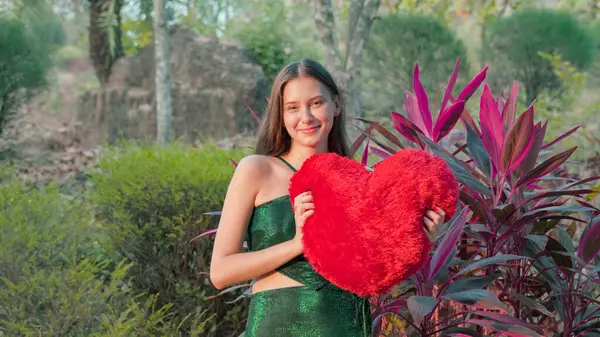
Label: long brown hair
xmin=255 ymin=58 xmax=351 ymax=158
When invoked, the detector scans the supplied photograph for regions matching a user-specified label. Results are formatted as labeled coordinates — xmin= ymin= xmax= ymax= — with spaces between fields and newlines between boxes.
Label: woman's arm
xmin=209 ymin=155 xmax=303 ymax=290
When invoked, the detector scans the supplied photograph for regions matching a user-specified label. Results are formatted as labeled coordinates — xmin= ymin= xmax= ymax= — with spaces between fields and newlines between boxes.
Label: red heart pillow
xmin=289 ymin=148 xmax=458 ymax=297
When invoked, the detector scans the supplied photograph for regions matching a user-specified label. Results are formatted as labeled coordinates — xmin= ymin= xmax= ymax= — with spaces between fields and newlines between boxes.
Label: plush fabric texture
xmin=289 ymin=148 xmax=458 ymax=297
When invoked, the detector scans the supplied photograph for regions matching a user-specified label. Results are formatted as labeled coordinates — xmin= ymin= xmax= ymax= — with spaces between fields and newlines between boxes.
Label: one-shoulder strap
xmin=276 ymin=156 xmax=297 ymax=172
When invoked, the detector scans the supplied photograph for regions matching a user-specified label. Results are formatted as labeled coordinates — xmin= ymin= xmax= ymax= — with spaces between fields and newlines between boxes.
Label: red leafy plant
xmin=356 ymin=59 xmax=600 ymax=336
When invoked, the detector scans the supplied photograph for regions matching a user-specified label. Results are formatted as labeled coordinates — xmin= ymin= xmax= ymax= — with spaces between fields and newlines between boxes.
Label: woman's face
xmin=281 ymin=76 xmax=339 ymax=151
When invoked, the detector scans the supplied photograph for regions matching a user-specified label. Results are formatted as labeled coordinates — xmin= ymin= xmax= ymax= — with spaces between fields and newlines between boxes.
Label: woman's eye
xmin=286 ymin=106 xmax=297 ymax=111
xmin=312 ymin=101 xmax=322 ymax=106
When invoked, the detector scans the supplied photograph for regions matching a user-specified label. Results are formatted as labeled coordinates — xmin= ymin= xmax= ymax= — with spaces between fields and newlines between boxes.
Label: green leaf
xmin=466 ymin=122 xmax=491 ymax=176
xmin=510 ymin=291 xmax=554 ymax=317
xmin=455 ymin=255 xmax=529 ymax=277
xmin=442 ymin=289 xmax=507 ymax=311
xmin=407 ymin=296 xmax=438 ymax=325
xmin=443 ymin=273 xmax=500 ymax=295
xmin=420 ymin=135 xmax=491 ymax=196
xmin=556 ymin=227 xmax=574 ymax=253
xmin=441 ymin=327 xmax=483 ymax=337
xmin=466 ymin=319 xmax=542 ymax=337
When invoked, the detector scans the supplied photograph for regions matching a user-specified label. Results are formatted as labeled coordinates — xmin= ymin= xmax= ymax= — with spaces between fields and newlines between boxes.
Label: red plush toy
xmin=289 ymin=148 xmax=458 ymax=297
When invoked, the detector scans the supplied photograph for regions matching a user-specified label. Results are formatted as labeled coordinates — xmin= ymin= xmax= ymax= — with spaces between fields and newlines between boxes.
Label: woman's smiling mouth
xmin=298 ymin=125 xmax=321 ymax=134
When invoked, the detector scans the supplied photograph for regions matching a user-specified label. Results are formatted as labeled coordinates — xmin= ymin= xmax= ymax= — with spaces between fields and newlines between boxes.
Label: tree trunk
xmin=153 ymin=0 xmax=174 ymax=145
xmin=89 ymin=0 xmax=125 ymax=86
xmin=313 ymin=0 xmax=380 ymax=121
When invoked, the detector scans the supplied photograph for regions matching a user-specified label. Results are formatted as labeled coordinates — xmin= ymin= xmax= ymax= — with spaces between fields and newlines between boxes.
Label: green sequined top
xmin=245 ymin=157 xmax=329 ymax=290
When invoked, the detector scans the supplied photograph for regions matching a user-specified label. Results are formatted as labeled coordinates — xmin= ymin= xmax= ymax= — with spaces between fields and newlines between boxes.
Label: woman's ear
xmin=333 ymin=96 xmax=341 ymax=117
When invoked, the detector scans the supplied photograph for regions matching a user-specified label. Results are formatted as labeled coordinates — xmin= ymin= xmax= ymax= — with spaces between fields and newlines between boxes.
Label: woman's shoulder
xmin=234 ymin=155 xmax=275 ymax=179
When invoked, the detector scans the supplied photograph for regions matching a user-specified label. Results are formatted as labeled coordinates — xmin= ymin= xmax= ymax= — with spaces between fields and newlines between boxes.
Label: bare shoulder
xmin=232 ymin=155 xmax=274 ymax=185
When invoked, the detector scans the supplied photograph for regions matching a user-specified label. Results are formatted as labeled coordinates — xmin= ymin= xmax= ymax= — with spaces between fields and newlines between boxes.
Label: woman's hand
xmin=292 ymin=191 xmax=314 ymax=252
xmin=423 ymin=207 xmax=446 ymax=242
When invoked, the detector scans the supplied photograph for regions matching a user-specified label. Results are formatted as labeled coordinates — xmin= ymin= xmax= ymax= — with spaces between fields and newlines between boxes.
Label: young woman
xmin=209 ymin=59 xmax=446 ymax=336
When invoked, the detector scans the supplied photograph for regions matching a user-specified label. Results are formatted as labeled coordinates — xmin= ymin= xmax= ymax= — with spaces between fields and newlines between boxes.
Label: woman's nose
xmin=300 ymin=107 xmax=315 ymax=123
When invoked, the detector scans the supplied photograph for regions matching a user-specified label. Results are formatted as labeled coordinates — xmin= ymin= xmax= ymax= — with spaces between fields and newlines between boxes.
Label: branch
xmin=313 ymin=0 xmax=344 ymax=83
xmin=344 ymin=0 xmax=365 ymax=68
xmin=345 ymin=0 xmax=380 ymax=76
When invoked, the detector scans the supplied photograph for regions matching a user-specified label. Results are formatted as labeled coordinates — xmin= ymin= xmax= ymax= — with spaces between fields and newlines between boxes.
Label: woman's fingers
xmin=426 ymin=210 xmax=440 ymax=223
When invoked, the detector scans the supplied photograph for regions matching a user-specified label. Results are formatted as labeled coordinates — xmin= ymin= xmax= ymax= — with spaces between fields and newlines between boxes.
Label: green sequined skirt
xmin=241 ymin=284 xmax=371 ymax=337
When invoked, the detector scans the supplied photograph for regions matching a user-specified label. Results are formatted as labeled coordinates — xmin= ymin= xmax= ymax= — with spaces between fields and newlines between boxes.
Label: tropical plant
xmin=354 ymin=58 xmax=600 ymax=336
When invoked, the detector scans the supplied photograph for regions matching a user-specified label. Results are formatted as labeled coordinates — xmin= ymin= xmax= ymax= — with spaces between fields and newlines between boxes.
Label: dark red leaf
xmin=403 ymin=90 xmax=426 ymax=133
xmin=520 ymin=189 xmax=593 ymax=208
xmin=230 ymin=158 xmax=238 ymax=167
xmin=370 ymin=146 xmax=391 ymax=159
xmin=354 ymin=125 xmax=400 ymax=154
xmin=189 ymin=228 xmax=218 ymax=242
xmin=519 ymin=121 xmax=547 ymax=178
xmin=428 ymin=207 xmax=469 ymax=280
xmin=456 ymin=66 xmax=488 ymax=102
xmin=440 ymin=58 xmax=461 ymax=113
xmin=578 ymin=217 xmax=600 ymax=264
xmin=433 ymin=100 xmax=466 ymax=142
xmin=350 ymin=125 xmax=373 ymax=155
xmin=361 ymin=133 xmax=371 ymax=166
xmin=355 ymin=118 xmax=405 ymax=149
xmin=479 ymin=85 xmax=504 ymax=157
xmin=541 ymin=125 xmax=581 ymax=150
xmin=500 ymin=105 xmax=534 ymax=175
xmin=501 ymin=81 xmax=519 ymax=127
xmin=563 ymin=175 xmax=600 ymax=189
xmin=245 ymin=103 xmax=260 ymax=123
xmin=516 ymin=146 xmax=578 ymax=188
xmin=412 ymin=64 xmax=433 ymax=135
xmin=392 ymin=111 xmax=422 ymax=145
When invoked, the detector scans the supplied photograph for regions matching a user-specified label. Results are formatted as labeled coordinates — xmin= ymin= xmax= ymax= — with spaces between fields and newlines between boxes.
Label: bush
xmin=0 ymin=178 xmax=210 ymax=336
xmin=482 ymin=8 xmax=595 ymax=103
xmin=0 ymin=17 xmax=53 ymax=136
xmin=224 ymin=1 xmax=292 ymax=82
xmin=355 ymin=61 xmax=600 ymax=336
xmin=54 ymin=44 xmax=88 ymax=69
xmin=89 ymin=142 xmax=250 ymax=337
xmin=364 ymin=14 xmax=469 ymax=117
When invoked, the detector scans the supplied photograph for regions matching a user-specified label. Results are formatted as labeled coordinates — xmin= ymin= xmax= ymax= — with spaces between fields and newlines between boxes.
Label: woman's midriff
xmin=252 ymin=271 xmax=304 ymax=294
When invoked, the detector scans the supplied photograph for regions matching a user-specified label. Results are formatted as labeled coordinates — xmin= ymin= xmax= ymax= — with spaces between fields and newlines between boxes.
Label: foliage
xmin=353 ymin=59 xmax=600 ymax=336
xmin=16 ymin=2 xmax=67 ymax=51
xmin=0 ymin=178 xmax=210 ymax=336
xmin=482 ymin=8 xmax=595 ymax=103
xmin=88 ymin=142 xmax=251 ymax=336
xmin=54 ymin=44 xmax=89 ymax=68
xmin=534 ymin=52 xmax=600 ymax=162
xmin=121 ymin=15 xmax=153 ymax=55
xmin=0 ymin=17 xmax=53 ymax=136
xmin=363 ymin=13 xmax=469 ymax=117
xmin=224 ymin=0 xmax=292 ymax=82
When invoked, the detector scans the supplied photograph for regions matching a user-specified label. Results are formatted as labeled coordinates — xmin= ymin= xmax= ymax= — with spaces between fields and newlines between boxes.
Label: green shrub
xmin=0 ymin=17 xmax=53 ymax=136
xmin=0 ymin=178 xmax=209 ymax=336
xmin=482 ymin=8 xmax=595 ymax=102
xmin=224 ymin=1 xmax=292 ymax=82
xmin=89 ymin=142 xmax=250 ymax=337
xmin=364 ymin=14 xmax=469 ymax=117
xmin=54 ymin=44 xmax=88 ymax=69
